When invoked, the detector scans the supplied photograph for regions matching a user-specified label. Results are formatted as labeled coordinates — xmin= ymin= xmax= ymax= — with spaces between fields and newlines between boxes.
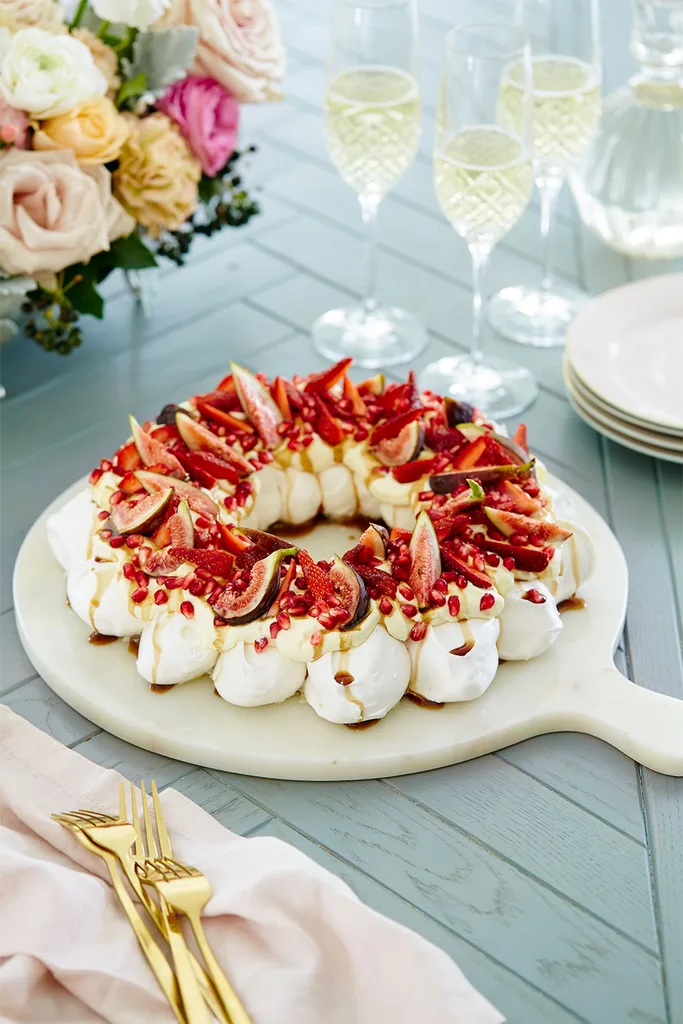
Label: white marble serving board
xmin=13 ymin=476 xmax=683 ymax=779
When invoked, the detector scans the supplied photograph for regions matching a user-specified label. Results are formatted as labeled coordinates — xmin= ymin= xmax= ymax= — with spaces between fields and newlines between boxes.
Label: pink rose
xmin=159 ymin=0 xmax=285 ymax=104
xmin=0 ymin=96 xmax=29 ymax=149
xmin=157 ymin=75 xmax=238 ymax=176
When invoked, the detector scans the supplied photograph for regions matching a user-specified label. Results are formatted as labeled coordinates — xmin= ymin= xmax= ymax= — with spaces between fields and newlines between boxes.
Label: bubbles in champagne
xmin=434 ymin=127 xmax=533 ymax=248
xmin=325 ymin=66 xmax=421 ymax=200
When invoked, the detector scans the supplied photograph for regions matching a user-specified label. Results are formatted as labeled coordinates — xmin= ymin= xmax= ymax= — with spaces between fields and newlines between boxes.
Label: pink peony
xmin=157 ymin=75 xmax=239 ymax=177
xmin=0 ymin=96 xmax=29 ymax=149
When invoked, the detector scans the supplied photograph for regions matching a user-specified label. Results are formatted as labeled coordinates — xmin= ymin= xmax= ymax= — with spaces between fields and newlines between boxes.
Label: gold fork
xmin=54 ymin=786 xmax=228 ymax=1023
xmin=137 ymin=785 xmax=253 ymax=1024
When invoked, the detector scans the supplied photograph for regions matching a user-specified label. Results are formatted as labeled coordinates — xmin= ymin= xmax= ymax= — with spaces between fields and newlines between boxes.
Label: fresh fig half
xmin=168 ymin=500 xmax=194 ymax=547
xmin=499 ymin=480 xmax=542 ymax=515
xmin=129 ymin=416 xmax=184 ymax=477
xmin=489 ymin=431 xmax=528 ymax=466
xmin=231 ymin=362 xmax=282 ymax=447
xmin=358 ymin=373 xmax=385 ymax=396
xmin=136 ymin=470 xmax=219 ymax=519
xmin=485 ymin=508 xmax=572 ymax=545
xmin=474 ymin=537 xmax=555 ymax=574
xmin=237 ymin=528 xmax=298 ymax=553
xmin=408 ymin=510 xmax=442 ymax=609
xmin=373 ymin=419 xmax=424 ymax=467
xmin=429 ymin=459 xmax=536 ymax=494
xmin=443 ymin=397 xmax=476 ymax=426
xmin=110 ymin=487 xmax=173 ymax=536
xmin=156 ymin=403 xmax=197 ymax=426
xmin=359 ymin=523 xmax=389 ymax=558
xmin=213 ymin=548 xmax=296 ymax=625
xmin=329 ymin=556 xmax=370 ymax=630
xmin=139 ymin=547 xmax=187 ymax=576
xmin=443 ymin=479 xmax=485 ymax=514
xmin=175 ymin=414 xmax=252 ymax=475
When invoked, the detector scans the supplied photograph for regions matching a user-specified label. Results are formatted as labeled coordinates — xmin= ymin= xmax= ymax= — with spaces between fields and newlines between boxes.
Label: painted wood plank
xmin=0 ymin=610 xmax=38 ymax=695
xmin=388 ymin=758 xmax=656 ymax=946
xmin=209 ymin=773 xmax=666 ymax=1024
xmin=251 ymin=817 xmax=583 ymax=1024
xmin=166 ymin=770 xmax=271 ymax=837
xmin=2 ymin=677 xmax=96 ymax=747
xmin=71 ymin=731 xmax=191 ymax=789
xmin=656 ymin=462 xmax=683 ymax=638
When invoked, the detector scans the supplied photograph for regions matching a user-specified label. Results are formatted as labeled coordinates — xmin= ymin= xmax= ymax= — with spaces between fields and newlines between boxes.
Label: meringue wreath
xmin=48 ymin=360 xmax=593 ymax=726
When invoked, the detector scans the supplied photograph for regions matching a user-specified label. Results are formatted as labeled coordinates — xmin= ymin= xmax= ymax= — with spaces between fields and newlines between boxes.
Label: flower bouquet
xmin=0 ymin=0 xmax=284 ymax=354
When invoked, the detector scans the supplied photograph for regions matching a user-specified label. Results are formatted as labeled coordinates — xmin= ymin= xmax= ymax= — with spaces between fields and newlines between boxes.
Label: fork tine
xmin=151 ymin=780 xmax=172 ymax=858
xmin=130 ymin=780 xmax=143 ymax=859
xmin=141 ymin=781 xmax=158 ymax=859
xmin=119 ymin=782 xmax=126 ymax=823
xmin=77 ymin=809 xmax=116 ymax=820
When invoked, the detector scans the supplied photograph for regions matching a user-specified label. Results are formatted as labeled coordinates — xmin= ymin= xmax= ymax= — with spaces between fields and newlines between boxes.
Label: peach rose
xmin=0 ymin=149 xmax=133 ymax=277
xmin=159 ymin=0 xmax=285 ymax=103
xmin=113 ymin=112 xmax=201 ymax=237
xmin=33 ymin=96 xmax=130 ymax=165
xmin=71 ymin=28 xmax=121 ymax=100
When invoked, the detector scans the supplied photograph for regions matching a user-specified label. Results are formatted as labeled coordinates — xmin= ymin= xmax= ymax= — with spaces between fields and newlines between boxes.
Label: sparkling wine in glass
xmin=419 ymin=24 xmax=537 ymax=420
xmin=489 ymin=0 xmax=601 ymax=347
xmin=312 ymin=0 xmax=427 ymax=368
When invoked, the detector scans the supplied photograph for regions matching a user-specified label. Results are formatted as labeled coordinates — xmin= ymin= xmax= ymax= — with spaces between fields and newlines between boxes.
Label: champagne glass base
xmin=312 ymin=305 xmax=428 ymax=369
xmin=488 ymin=282 xmax=589 ymax=348
xmin=419 ymin=354 xmax=538 ymax=420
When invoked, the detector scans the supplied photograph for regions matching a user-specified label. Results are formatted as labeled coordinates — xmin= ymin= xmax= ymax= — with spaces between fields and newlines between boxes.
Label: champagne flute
xmin=488 ymin=0 xmax=601 ymax=347
xmin=312 ymin=0 xmax=427 ymax=368
xmin=419 ymin=24 xmax=537 ymax=419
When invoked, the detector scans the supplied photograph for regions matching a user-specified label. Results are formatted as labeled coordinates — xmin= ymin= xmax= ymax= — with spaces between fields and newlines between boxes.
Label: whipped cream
xmin=318 ymin=464 xmax=358 ymax=520
xmin=496 ymin=580 xmax=562 ymax=660
xmin=67 ymin=558 xmax=142 ymax=636
xmin=212 ymin=642 xmax=306 ymax=706
xmin=305 ymin=625 xmax=410 ymax=724
xmin=48 ymin=488 xmax=99 ymax=571
xmin=137 ymin=597 xmax=217 ymax=686
xmin=552 ymin=520 xmax=594 ymax=604
xmin=407 ymin=619 xmax=500 ymax=702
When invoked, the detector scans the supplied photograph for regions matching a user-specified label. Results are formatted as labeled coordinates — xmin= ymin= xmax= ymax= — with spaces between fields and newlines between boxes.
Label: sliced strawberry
xmin=216 ymin=522 xmax=253 ymax=554
xmin=151 ymin=423 xmax=180 ymax=444
xmin=196 ymin=388 xmax=242 ymax=413
xmin=499 ymin=480 xmax=542 ymax=514
xmin=389 ymin=527 xmax=412 ymax=545
xmin=271 ymin=377 xmax=292 ymax=420
xmin=370 ymin=407 xmax=423 ymax=445
xmin=298 ymin=548 xmax=333 ymax=601
xmin=175 ymin=448 xmax=239 ymax=487
xmin=153 ymin=521 xmax=172 ymax=547
xmin=474 ymin=537 xmax=554 ymax=573
xmin=119 ymin=471 xmax=145 ymax=496
xmin=196 ymin=401 xmax=255 ymax=434
xmin=392 ymin=457 xmax=438 ymax=484
xmin=453 ymin=436 xmax=487 ymax=469
xmin=170 ymin=548 xmax=234 ymax=576
xmin=216 ymin=373 xmax=234 ymax=392
xmin=440 ymin=549 xmax=493 ymax=589
xmin=513 ymin=423 xmax=528 ymax=454
xmin=305 ymin=358 xmax=353 ymax=394
xmin=482 ymin=435 xmax=513 ymax=466
xmin=273 ymin=558 xmax=297 ymax=610
xmin=342 ymin=376 xmax=369 ymax=417
xmin=351 ymin=563 xmax=398 ymax=597
xmin=173 ymin=449 xmax=216 ymax=490
xmin=313 ymin=395 xmax=344 ymax=446
xmin=425 ymin=425 xmax=469 ymax=453
xmin=176 ymin=415 xmax=253 ymax=475
xmin=431 ymin=513 xmax=471 ymax=543
xmin=115 ymin=440 xmax=142 ymax=473
xmin=283 ymin=379 xmax=304 ymax=411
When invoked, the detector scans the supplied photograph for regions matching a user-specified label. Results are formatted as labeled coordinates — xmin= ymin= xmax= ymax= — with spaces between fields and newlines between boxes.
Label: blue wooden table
xmin=1 ymin=1 xmax=682 ymax=1021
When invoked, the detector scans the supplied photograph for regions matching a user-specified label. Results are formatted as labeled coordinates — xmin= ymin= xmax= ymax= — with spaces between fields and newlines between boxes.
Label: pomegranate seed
xmin=98 ymin=509 xmax=109 ymax=521
xmin=100 ymin=529 xmax=112 ymax=539
xmin=433 ymin=577 xmax=448 ymax=592
xmin=270 ymin=621 xmax=281 ymax=639
xmin=379 ymin=597 xmax=393 ymax=615
xmin=89 ymin=468 xmax=103 ymax=484
xmin=195 ymin=568 xmax=213 ymax=581
xmin=318 ymin=613 xmax=335 ymax=629
xmin=309 ymin=631 xmax=322 ymax=647
xmin=214 ymin=615 xmax=225 ymax=628
xmin=328 ymin=607 xmax=349 ymax=621
xmin=101 ymin=459 xmax=113 ymax=472
xmin=254 ymin=636 xmax=268 ymax=652
xmin=131 ymin=586 xmax=148 ymax=603
xmin=125 ymin=534 xmax=143 ymax=549
xmin=456 ymin=575 xmax=467 ymax=589
xmin=224 ymin=496 xmax=237 ymax=511
xmin=485 ymin=553 xmax=501 ymax=567
xmin=480 ymin=593 xmax=496 ymax=612
xmin=189 ymin=579 xmax=205 ymax=597
xmin=510 ymin=533 xmax=529 ymax=547
xmin=180 ymin=601 xmax=194 ymax=619
xmin=165 ymin=576 xmax=183 ymax=590
xmin=122 ymin=563 xmax=136 ymax=580
xmin=195 ymin=516 xmax=210 ymax=529
xmin=401 ymin=603 xmax=417 ymax=618
xmin=503 ymin=557 xmax=516 ymax=571
xmin=523 ymin=588 xmax=546 ymax=604
xmin=302 ymin=435 xmax=314 ymax=448
xmin=277 ymin=422 xmax=289 ymax=436
xmin=430 ymin=590 xmax=446 ymax=607
xmin=473 ymin=554 xmax=485 ymax=572
xmin=417 ymin=491 xmax=433 ymax=502
xmin=181 ymin=572 xmax=195 ymax=589
xmin=448 ymin=595 xmax=460 ymax=617
xmin=110 ymin=490 xmax=123 ymax=506
xmin=109 ymin=535 xmax=125 ymax=548
xmin=154 ymin=590 xmax=168 ymax=605
xmin=135 ymin=570 xmax=148 ymax=587
xmin=398 ymin=584 xmax=414 ymax=601
xmin=442 ymin=571 xmax=457 ymax=583
xmin=410 ymin=622 xmax=428 ymax=642
xmin=276 ymin=611 xmax=291 ymax=630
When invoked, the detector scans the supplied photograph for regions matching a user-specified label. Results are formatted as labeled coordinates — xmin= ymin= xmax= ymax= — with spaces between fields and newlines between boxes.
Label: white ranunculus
xmin=0 ymin=27 xmax=107 ymax=118
xmin=90 ymin=0 xmax=171 ymax=29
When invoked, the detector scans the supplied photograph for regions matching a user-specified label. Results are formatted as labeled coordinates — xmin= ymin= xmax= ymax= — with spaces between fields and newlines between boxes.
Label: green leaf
xmin=116 ymin=71 xmax=147 ymax=107
xmin=125 ymin=26 xmax=198 ymax=92
xmin=108 ymin=233 xmax=158 ymax=270
xmin=64 ymin=264 xmax=104 ymax=319
xmin=198 ymin=174 xmax=222 ymax=204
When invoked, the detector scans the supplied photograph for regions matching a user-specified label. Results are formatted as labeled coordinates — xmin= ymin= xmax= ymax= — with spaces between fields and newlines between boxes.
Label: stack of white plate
xmin=565 ymin=274 xmax=683 ymax=464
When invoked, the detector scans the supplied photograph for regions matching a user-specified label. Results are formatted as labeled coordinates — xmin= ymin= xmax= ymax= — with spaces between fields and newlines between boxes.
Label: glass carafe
xmin=571 ymin=0 xmax=683 ymax=259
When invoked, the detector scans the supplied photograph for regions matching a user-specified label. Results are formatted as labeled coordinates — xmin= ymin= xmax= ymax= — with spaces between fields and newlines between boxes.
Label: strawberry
xmin=431 ymin=512 xmax=471 ymax=542
xmin=216 ymin=522 xmax=252 ymax=554
xmin=474 ymin=537 xmax=554 ymax=573
xmin=170 ymin=548 xmax=234 ymax=576
xmin=298 ymin=548 xmax=333 ymax=601
xmin=342 ymin=375 xmax=369 ymax=417
xmin=271 ymin=377 xmax=292 ymax=419
xmin=313 ymin=395 xmax=344 ymax=446
xmin=196 ymin=401 xmax=255 ymax=433
xmin=173 ymin=449 xmax=216 ymax=489
xmin=499 ymin=480 xmax=542 ymax=514
xmin=352 ymin=563 xmax=398 ymax=597
xmin=216 ymin=373 xmax=234 ymax=392
xmin=453 ymin=436 xmax=487 ymax=469
xmin=513 ymin=423 xmax=528 ymax=454
xmin=119 ymin=471 xmax=145 ymax=496
xmin=273 ymin=558 xmax=297 ymax=610
xmin=370 ymin=407 xmax=423 ymax=445
xmin=115 ymin=440 xmax=142 ymax=473
xmin=440 ymin=548 xmax=493 ymax=589
xmin=392 ymin=457 xmax=438 ymax=484
xmin=175 ymin=448 xmax=239 ymax=486
xmin=425 ymin=425 xmax=469 ymax=453
xmin=305 ymin=358 xmax=353 ymax=394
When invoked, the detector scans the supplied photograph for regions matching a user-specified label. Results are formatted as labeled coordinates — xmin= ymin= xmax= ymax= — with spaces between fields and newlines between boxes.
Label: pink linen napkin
xmin=0 ymin=705 xmax=504 ymax=1024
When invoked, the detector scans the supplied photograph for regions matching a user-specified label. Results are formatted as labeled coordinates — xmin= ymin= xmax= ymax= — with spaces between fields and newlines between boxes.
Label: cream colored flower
xmin=0 ymin=149 xmax=129 ymax=277
xmin=34 ymin=96 xmax=130 ymax=164
xmin=71 ymin=28 xmax=121 ymax=100
xmin=0 ymin=27 xmax=106 ymax=118
xmin=0 ymin=0 xmax=65 ymax=33
xmin=91 ymin=0 xmax=171 ymax=30
xmin=113 ymin=112 xmax=201 ymax=237
xmin=158 ymin=0 xmax=285 ymax=103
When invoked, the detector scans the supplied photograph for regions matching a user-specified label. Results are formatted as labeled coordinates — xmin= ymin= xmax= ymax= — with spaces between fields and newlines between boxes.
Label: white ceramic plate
xmin=566 ymin=275 xmax=683 ymax=433
xmin=565 ymin=358 xmax=679 ymax=446
xmin=13 ymin=477 xmax=683 ymax=779
xmin=566 ymin=376 xmax=683 ymax=464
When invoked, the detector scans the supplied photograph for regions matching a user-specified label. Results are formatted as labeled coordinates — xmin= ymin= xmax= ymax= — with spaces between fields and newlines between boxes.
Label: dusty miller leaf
xmin=124 ymin=27 xmax=199 ymax=93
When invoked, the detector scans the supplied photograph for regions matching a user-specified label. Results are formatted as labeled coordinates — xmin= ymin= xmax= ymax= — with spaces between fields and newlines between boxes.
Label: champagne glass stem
xmin=537 ymin=176 xmax=563 ymax=292
xmin=469 ymin=247 xmax=491 ymax=365
xmin=360 ymin=195 xmax=381 ymax=314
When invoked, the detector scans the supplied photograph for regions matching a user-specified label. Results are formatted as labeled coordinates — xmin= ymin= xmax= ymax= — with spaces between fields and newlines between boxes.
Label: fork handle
xmin=161 ymin=897 xmax=213 ymax=1024
xmin=187 ymin=911 xmax=253 ymax=1024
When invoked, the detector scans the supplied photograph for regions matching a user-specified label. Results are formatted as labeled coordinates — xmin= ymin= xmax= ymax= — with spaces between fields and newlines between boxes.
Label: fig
xmin=359 ymin=523 xmax=389 ymax=558
xmin=213 ymin=548 xmax=296 ymax=625
xmin=238 ymin=528 xmax=298 ymax=553
xmin=168 ymin=500 xmax=194 ymax=547
xmin=444 ymin=479 xmax=485 ymax=514
xmin=474 ymin=537 xmax=555 ymax=573
xmin=489 ymin=431 xmax=528 ymax=466
xmin=440 ymin=548 xmax=493 ymax=589
xmin=111 ymin=487 xmax=173 ymax=536
xmin=499 ymin=480 xmax=542 ymax=515
xmin=156 ymin=403 xmax=196 ymax=426
xmin=443 ymin=397 xmax=476 ymax=426
xmin=370 ymin=406 xmax=423 ymax=445
xmin=373 ymin=419 xmax=424 ymax=467
xmin=231 ymin=362 xmax=282 ymax=446
xmin=408 ymin=510 xmax=441 ymax=609
xmin=329 ymin=556 xmax=370 ymax=630
xmin=129 ymin=416 xmax=184 ymax=478
xmin=175 ymin=414 xmax=253 ymax=475
xmin=485 ymin=508 xmax=572 ymax=545
xmin=136 ymin=470 xmax=219 ymax=519
xmin=139 ymin=549 xmax=187 ymax=576
xmin=358 ymin=373 xmax=385 ymax=396
xmin=429 ymin=459 xmax=536 ymax=493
